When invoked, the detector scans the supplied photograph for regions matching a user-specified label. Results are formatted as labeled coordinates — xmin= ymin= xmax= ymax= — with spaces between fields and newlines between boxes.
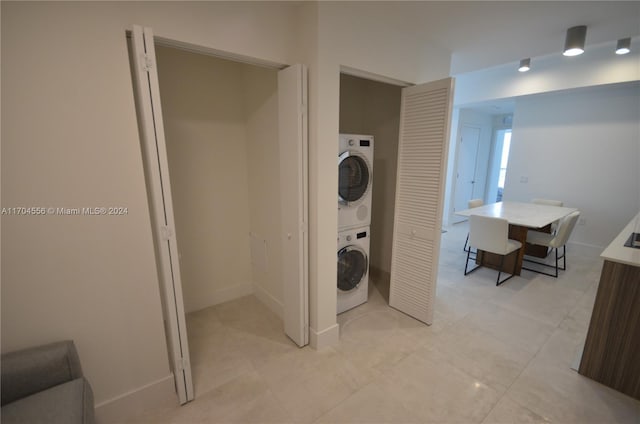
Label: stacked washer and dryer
xmin=337 ymin=134 xmax=374 ymax=314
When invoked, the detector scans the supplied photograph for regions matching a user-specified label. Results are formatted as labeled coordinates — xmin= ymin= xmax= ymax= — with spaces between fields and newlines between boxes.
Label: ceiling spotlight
xmin=518 ymin=58 xmax=531 ymax=72
xmin=616 ymin=37 xmax=631 ymax=55
xmin=563 ymin=25 xmax=587 ymax=56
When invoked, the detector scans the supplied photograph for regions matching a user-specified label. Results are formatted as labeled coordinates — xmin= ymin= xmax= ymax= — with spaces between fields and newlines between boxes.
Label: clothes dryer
xmin=337 ymin=225 xmax=370 ymax=314
xmin=338 ymin=134 xmax=374 ymax=230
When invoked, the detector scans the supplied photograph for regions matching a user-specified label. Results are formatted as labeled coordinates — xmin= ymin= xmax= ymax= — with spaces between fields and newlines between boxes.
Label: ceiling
xmin=393 ymin=1 xmax=639 ymax=115
xmin=400 ymin=1 xmax=640 ymax=75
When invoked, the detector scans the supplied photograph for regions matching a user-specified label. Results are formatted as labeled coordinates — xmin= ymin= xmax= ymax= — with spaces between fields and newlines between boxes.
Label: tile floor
xmin=129 ymin=222 xmax=640 ymax=423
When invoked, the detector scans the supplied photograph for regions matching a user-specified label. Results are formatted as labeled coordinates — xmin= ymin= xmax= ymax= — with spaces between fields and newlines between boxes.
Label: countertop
xmin=600 ymin=212 xmax=640 ymax=267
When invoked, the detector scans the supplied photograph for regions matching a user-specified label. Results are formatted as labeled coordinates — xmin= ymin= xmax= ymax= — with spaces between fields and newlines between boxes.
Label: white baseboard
xmin=252 ymin=283 xmax=283 ymax=319
xmin=185 ymin=282 xmax=254 ymax=313
xmin=310 ymin=323 xmax=339 ymax=349
xmin=95 ymin=374 xmax=176 ymax=424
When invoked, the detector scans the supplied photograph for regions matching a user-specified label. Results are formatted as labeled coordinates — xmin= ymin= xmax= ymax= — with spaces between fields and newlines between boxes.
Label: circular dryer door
xmin=337 ymin=246 xmax=368 ymax=292
xmin=338 ymin=152 xmax=371 ymax=205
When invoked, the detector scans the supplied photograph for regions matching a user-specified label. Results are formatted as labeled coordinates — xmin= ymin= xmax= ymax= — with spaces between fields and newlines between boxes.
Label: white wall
xmin=156 ymin=46 xmax=254 ymax=314
xmin=505 ymin=82 xmax=640 ymax=247
xmin=1 ymin=0 xmax=298 ymax=416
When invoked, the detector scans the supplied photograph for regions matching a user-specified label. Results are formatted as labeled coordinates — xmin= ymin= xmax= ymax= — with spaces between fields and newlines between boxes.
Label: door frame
xmin=450 ymin=123 xmax=482 ymax=224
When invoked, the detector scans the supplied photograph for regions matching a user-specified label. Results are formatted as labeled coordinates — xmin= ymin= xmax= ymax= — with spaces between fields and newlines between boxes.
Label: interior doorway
xmin=487 ymin=129 xmax=512 ymax=203
xmin=452 ymin=125 xmax=481 ymax=221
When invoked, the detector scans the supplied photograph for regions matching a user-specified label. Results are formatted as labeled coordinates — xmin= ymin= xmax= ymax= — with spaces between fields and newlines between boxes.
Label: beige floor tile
xmin=481 ymin=395 xmax=551 ymax=424
xmin=508 ymin=355 xmax=640 ymax=423
xmin=381 ymin=348 xmax=502 ymax=423
xmin=314 ymin=380 xmax=422 ymax=423
xmin=428 ymin=323 xmax=535 ymax=393
xmin=126 ymin=222 xmax=640 ymax=424
xmin=456 ymin=302 xmax=556 ymax=355
xmin=491 ymin=280 xmax=584 ymax=327
xmin=256 ymin=347 xmax=363 ymax=423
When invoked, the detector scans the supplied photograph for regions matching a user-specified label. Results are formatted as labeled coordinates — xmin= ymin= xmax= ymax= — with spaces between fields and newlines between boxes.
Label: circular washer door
xmin=337 ymin=245 xmax=368 ymax=292
xmin=338 ymin=152 xmax=371 ymax=205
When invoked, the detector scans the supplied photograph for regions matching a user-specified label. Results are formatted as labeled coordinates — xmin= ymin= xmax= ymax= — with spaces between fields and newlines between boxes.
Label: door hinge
xmin=141 ymin=53 xmax=154 ymax=72
xmin=300 ymin=221 xmax=308 ymax=233
xmin=176 ymin=357 xmax=189 ymax=372
xmin=160 ymin=225 xmax=173 ymax=241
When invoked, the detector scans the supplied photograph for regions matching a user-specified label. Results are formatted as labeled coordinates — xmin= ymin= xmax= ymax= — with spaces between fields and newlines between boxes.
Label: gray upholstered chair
xmin=464 ymin=215 xmax=522 ymax=286
xmin=463 ymin=198 xmax=484 ymax=252
xmin=523 ymin=210 xmax=580 ymax=277
xmin=1 ymin=340 xmax=95 ymax=424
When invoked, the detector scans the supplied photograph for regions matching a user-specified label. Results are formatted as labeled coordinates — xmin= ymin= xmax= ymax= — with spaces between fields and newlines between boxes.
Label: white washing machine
xmin=337 ymin=225 xmax=370 ymax=314
xmin=338 ymin=134 xmax=374 ymax=230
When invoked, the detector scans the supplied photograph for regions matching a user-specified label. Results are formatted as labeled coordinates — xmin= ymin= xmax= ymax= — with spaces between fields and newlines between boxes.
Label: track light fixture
xmin=518 ymin=58 xmax=531 ymax=72
xmin=563 ymin=25 xmax=587 ymax=56
xmin=616 ymin=37 xmax=631 ymax=55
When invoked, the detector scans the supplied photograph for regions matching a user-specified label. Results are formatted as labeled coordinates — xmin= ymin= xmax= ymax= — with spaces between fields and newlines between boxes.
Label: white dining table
xmin=455 ymin=201 xmax=578 ymax=229
xmin=455 ymin=201 xmax=578 ymax=275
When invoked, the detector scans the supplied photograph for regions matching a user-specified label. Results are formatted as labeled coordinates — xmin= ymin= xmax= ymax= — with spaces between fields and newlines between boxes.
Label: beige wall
xmin=242 ymin=66 xmax=283 ymax=316
xmin=156 ymin=46 xmax=253 ymax=314
xmin=1 ymin=0 xmax=298 ymax=411
xmin=339 ymin=74 xmax=402 ymax=276
xmin=1 ymin=0 xmax=453 ymax=413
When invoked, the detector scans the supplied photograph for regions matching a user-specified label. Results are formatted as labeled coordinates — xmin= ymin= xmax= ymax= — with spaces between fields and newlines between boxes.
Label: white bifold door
xmin=389 ymin=78 xmax=454 ymax=325
xmin=130 ymin=25 xmax=308 ymax=405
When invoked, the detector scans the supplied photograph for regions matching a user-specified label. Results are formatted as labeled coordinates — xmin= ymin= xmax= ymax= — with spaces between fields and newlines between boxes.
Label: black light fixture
xmin=616 ymin=37 xmax=631 ymax=55
xmin=518 ymin=58 xmax=531 ymax=72
xmin=563 ymin=25 xmax=587 ymax=56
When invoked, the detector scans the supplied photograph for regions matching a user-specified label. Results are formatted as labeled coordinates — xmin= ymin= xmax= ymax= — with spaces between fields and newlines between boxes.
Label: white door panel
xmin=130 ymin=25 xmax=194 ymax=404
xmin=389 ymin=78 xmax=454 ymax=325
xmin=278 ymin=64 xmax=309 ymax=347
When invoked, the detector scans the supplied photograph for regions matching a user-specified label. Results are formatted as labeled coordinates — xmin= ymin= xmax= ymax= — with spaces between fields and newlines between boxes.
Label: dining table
xmin=455 ymin=201 xmax=578 ymax=275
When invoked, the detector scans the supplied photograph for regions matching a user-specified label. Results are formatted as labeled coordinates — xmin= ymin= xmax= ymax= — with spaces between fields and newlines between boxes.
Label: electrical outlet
xmin=520 ymin=176 xmax=528 ymax=183
xmin=578 ymin=218 xmax=586 ymax=226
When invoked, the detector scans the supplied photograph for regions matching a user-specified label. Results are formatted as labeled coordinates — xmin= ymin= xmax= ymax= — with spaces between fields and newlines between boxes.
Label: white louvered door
xmin=389 ymin=78 xmax=454 ymax=324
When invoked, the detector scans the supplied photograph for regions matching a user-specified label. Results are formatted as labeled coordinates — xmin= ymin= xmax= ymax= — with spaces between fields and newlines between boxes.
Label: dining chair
xmin=463 ymin=198 xmax=484 ymax=252
xmin=531 ymin=198 xmax=563 ymax=207
xmin=464 ymin=215 xmax=522 ymax=286
xmin=522 ymin=210 xmax=580 ymax=277
xmin=532 ymin=198 xmax=564 ymax=234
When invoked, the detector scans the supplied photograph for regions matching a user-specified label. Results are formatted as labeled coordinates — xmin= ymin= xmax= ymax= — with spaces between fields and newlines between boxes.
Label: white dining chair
xmin=464 ymin=215 xmax=522 ymax=286
xmin=522 ymin=210 xmax=580 ymax=277
xmin=463 ymin=198 xmax=484 ymax=252
xmin=532 ymin=198 xmax=564 ymax=234
xmin=531 ymin=198 xmax=563 ymax=207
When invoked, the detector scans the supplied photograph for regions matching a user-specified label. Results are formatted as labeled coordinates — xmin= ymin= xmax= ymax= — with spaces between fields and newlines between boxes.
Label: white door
xmin=130 ymin=25 xmax=194 ymax=403
xmin=389 ymin=77 xmax=454 ymax=325
xmin=278 ymin=65 xmax=309 ymax=347
xmin=451 ymin=125 xmax=481 ymax=223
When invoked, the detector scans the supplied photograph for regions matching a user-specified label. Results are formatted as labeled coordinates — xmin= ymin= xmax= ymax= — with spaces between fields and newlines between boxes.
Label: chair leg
xmin=496 ymin=253 xmax=517 ymax=286
xmin=463 ymin=234 xmax=469 ymax=252
xmin=522 ymin=246 xmax=565 ymax=278
xmin=496 ymin=255 xmax=504 ymax=285
xmin=464 ymin=247 xmax=481 ymax=276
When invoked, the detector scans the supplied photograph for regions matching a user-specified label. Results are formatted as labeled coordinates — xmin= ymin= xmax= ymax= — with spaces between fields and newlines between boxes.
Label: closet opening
xmin=337 ymin=67 xmax=454 ymax=327
xmin=129 ymin=25 xmax=308 ymax=404
xmin=337 ymin=71 xmax=403 ymax=310
xmin=156 ymin=45 xmax=301 ymax=397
